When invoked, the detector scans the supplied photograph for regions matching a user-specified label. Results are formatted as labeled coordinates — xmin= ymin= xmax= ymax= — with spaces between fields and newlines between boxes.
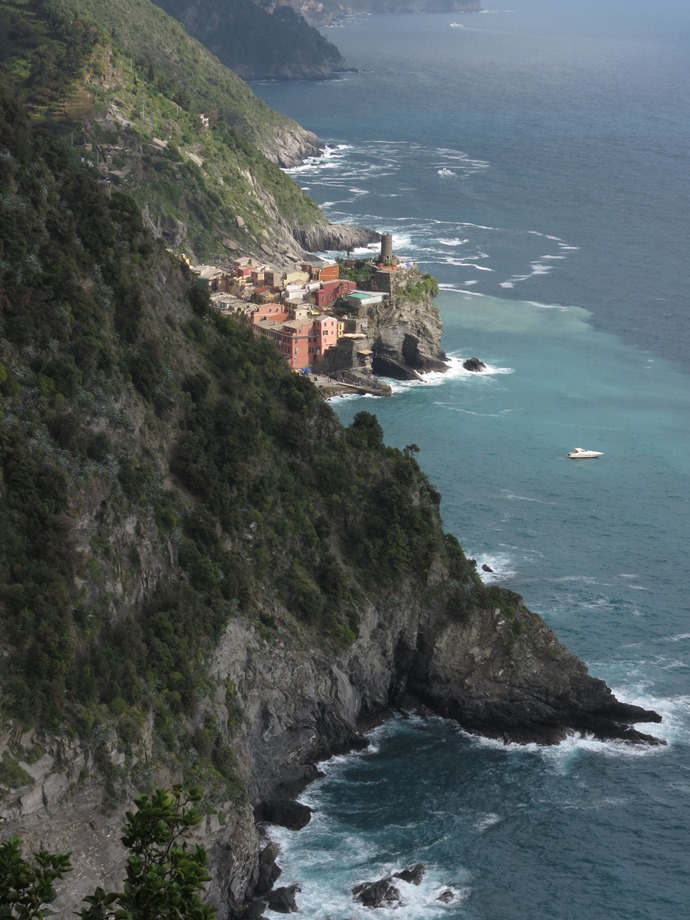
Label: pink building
xmin=251 ymin=314 xmax=339 ymax=370
xmin=314 ymin=279 xmax=356 ymax=309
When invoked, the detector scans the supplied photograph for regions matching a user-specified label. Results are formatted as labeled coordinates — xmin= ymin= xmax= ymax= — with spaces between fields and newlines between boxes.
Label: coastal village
xmin=184 ymin=234 xmax=423 ymax=397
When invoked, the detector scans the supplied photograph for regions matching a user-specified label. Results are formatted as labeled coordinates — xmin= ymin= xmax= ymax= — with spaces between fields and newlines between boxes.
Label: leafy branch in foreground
xmin=0 ymin=787 xmax=215 ymax=919
xmin=79 ymin=786 xmax=215 ymax=920
xmin=0 ymin=837 xmax=72 ymax=920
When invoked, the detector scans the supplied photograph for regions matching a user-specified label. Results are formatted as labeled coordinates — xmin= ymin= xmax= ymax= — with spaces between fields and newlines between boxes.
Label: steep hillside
xmin=0 ymin=87 xmax=662 ymax=916
xmin=153 ymin=0 xmax=349 ymax=81
xmin=0 ymin=0 xmax=374 ymax=262
xmin=281 ymin=0 xmax=482 ymax=26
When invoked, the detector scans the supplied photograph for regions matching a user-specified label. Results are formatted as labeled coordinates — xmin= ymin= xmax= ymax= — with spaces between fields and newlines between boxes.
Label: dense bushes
xmin=0 ymin=85 xmax=476 ymax=773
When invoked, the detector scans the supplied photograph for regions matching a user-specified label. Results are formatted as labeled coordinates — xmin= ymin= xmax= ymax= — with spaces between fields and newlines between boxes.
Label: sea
xmin=252 ymin=2 xmax=690 ymax=917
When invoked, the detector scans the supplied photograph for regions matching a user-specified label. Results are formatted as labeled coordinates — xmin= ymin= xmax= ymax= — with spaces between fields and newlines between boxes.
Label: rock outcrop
xmin=353 ymin=877 xmax=402 ymax=908
xmin=366 ymin=270 xmax=448 ymax=379
xmin=201 ymin=586 xmax=660 ymax=916
xmin=261 ymin=126 xmax=326 ymax=170
xmin=292 ymin=221 xmax=381 ymax=253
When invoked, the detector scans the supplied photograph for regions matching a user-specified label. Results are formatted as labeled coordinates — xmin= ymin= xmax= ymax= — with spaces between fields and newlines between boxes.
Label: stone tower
xmin=380 ymin=233 xmax=393 ymax=263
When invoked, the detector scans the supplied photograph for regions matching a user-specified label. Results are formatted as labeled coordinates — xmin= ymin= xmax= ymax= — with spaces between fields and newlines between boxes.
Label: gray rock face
xmin=255 ymin=800 xmax=312 ymax=830
xmin=353 ymin=877 xmax=402 ymax=908
xmin=409 ymin=604 xmax=663 ymax=746
xmin=463 ymin=356 xmax=486 ymax=372
xmin=263 ymin=126 xmax=325 ymax=170
xmin=393 ymin=863 xmax=426 ymax=885
xmin=364 ymin=268 xmax=448 ymax=379
xmin=265 ymin=883 xmax=301 ymax=913
xmin=2 ymin=583 xmax=662 ymax=920
xmin=255 ymin=842 xmax=282 ymax=896
xmin=293 ymin=222 xmax=381 ymax=253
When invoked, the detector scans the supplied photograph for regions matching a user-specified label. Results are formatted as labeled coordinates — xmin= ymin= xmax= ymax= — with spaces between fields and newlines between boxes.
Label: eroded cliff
xmin=0 ymin=82 xmax=661 ymax=920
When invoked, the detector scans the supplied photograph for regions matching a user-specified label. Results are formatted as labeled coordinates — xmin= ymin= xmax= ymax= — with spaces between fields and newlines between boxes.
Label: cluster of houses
xmin=185 ymin=255 xmax=389 ymax=374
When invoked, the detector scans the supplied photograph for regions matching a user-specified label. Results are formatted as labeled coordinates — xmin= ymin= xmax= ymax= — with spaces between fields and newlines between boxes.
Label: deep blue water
xmin=253 ymin=3 xmax=690 ymax=917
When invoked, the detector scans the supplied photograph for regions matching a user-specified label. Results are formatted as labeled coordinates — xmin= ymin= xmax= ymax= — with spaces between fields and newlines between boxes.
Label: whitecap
xmin=502 ymin=491 xmax=558 ymax=505
xmin=471 ymin=551 xmax=518 ymax=583
xmin=474 ymin=813 xmax=502 ymax=832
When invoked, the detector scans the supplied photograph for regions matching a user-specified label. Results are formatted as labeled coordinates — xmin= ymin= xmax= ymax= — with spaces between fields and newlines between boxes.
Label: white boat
xmin=567 ymin=447 xmax=603 ymax=459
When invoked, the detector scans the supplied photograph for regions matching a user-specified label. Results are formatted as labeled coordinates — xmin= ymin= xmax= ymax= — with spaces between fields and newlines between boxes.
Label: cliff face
xmin=152 ymin=0 xmax=349 ymax=82
xmin=0 ymin=58 xmax=661 ymax=920
xmin=368 ymin=268 xmax=448 ymax=379
xmin=1 ymin=575 xmax=662 ymax=917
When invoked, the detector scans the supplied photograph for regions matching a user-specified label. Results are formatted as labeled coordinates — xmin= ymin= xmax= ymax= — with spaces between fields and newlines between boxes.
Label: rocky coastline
xmin=212 ymin=587 xmax=662 ymax=919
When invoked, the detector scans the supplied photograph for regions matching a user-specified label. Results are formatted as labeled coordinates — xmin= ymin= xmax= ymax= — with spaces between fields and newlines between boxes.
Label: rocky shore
xmin=209 ymin=587 xmax=662 ymax=918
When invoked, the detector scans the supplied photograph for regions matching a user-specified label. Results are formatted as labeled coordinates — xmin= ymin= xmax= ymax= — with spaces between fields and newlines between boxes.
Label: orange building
xmin=302 ymin=261 xmax=340 ymax=283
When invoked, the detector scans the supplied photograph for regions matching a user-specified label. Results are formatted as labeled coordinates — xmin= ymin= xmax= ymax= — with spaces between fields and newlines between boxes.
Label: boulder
xmin=255 ymin=842 xmax=282 ymax=896
xmin=393 ymin=863 xmax=425 ymax=885
xmin=254 ymin=800 xmax=312 ymax=830
xmin=437 ymin=889 xmax=455 ymax=903
xmin=481 ymin=564 xmax=494 ymax=573
xmin=352 ymin=877 xmax=402 ymax=908
xmin=265 ymin=884 xmax=301 ymax=914
xmin=463 ymin=357 xmax=486 ymax=372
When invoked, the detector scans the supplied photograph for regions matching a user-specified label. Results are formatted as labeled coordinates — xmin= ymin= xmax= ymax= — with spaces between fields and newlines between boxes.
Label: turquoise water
xmin=254 ymin=3 xmax=690 ymax=917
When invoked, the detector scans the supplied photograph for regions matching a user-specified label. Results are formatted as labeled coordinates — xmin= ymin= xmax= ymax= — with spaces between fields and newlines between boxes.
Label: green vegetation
xmin=153 ymin=0 xmax=346 ymax=81
xmin=0 ymin=0 xmax=326 ymax=261
xmin=0 ymin=835 xmax=72 ymax=920
xmin=0 ymin=86 xmax=478 ymax=799
xmin=0 ymin=786 xmax=215 ymax=919
xmin=396 ymin=271 xmax=439 ymax=302
xmin=0 ymin=755 xmax=32 ymax=792
xmin=336 ymin=257 xmax=377 ymax=287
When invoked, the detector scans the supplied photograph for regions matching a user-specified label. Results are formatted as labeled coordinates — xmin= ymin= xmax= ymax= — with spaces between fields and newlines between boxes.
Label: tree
xmin=348 ymin=411 xmax=384 ymax=450
xmin=0 ymin=835 xmax=72 ymax=919
xmin=79 ymin=786 xmax=216 ymax=920
xmin=0 ymin=787 xmax=216 ymax=920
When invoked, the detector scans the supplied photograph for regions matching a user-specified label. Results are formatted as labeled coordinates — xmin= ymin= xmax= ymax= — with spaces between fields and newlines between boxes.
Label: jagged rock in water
xmin=353 ymin=878 xmax=402 ymax=908
xmin=463 ymin=356 xmax=487 ymax=372
xmin=265 ymin=884 xmax=301 ymax=913
xmin=254 ymin=801 xmax=312 ymax=830
xmin=255 ymin=842 xmax=282 ymax=896
xmin=393 ymin=863 xmax=426 ymax=885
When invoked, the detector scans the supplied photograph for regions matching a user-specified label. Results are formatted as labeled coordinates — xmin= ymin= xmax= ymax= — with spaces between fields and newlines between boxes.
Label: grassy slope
xmin=0 ymin=0 xmax=325 ymax=260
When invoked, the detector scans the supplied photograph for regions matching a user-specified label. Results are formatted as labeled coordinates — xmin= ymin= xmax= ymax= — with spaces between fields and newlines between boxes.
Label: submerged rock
xmin=437 ymin=889 xmax=455 ymax=903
